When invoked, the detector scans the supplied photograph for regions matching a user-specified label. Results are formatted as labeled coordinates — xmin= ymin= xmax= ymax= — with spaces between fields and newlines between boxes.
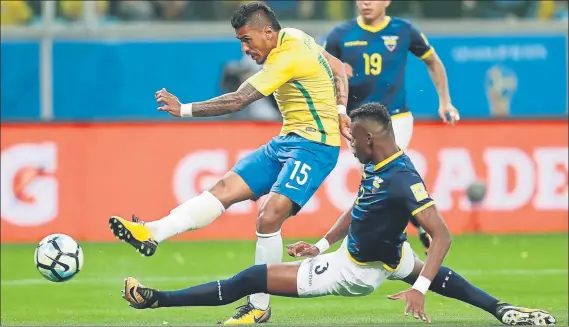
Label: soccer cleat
xmin=419 ymin=232 xmax=432 ymax=255
xmin=122 ymin=277 xmax=160 ymax=309
xmin=496 ymin=303 xmax=556 ymax=325
xmin=222 ymin=298 xmax=272 ymax=325
xmin=109 ymin=215 xmax=158 ymax=256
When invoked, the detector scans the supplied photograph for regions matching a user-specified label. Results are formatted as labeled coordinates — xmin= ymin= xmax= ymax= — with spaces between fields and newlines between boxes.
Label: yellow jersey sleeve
xmin=314 ymin=43 xmax=325 ymax=54
xmin=248 ymin=28 xmax=341 ymax=147
xmin=247 ymin=43 xmax=296 ymax=96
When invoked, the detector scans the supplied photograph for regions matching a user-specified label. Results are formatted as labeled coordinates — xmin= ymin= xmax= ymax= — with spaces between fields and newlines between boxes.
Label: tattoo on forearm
xmin=322 ymin=50 xmax=349 ymax=107
xmin=334 ymin=74 xmax=349 ymax=107
xmin=192 ymin=82 xmax=264 ymax=117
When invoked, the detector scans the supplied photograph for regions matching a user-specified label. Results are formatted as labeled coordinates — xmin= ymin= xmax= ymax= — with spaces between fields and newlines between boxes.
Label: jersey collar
xmin=357 ymin=16 xmax=391 ymax=33
xmin=373 ymin=149 xmax=403 ymax=171
xmin=277 ymin=29 xmax=287 ymax=48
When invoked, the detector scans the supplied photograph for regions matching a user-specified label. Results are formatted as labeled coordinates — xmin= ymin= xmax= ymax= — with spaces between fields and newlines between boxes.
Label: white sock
xmin=249 ymin=230 xmax=283 ymax=310
xmin=145 ymin=191 xmax=225 ymax=243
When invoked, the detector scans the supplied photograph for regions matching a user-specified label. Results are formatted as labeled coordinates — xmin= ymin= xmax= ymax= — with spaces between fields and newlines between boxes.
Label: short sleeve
xmin=408 ymin=24 xmax=433 ymax=59
xmin=323 ymin=29 xmax=342 ymax=58
xmin=392 ymin=170 xmax=435 ymax=216
xmin=247 ymin=44 xmax=296 ymax=96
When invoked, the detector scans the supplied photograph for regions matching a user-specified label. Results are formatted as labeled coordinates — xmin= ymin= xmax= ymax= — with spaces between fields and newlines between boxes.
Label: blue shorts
xmin=232 ymin=133 xmax=340 ymax=215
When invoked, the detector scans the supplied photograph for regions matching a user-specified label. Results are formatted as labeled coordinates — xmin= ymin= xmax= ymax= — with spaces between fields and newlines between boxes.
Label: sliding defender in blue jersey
xmin=324 ymin=0 xmax=461 ymax=254
xmin=121 ymin=103 xmax=555 ymax=326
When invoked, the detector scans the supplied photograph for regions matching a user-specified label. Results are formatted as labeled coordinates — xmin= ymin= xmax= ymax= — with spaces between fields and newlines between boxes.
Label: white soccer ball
xmin=34 ymin=234 xmax=84 ymax=282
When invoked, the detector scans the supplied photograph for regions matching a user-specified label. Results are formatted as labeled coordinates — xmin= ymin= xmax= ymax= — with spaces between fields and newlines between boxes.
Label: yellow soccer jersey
xmin=247 ymin=28 xmax=340 ymax=146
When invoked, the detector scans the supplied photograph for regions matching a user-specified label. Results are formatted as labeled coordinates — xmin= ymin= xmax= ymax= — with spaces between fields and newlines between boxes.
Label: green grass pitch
xmin=2 ymin=234 xmax=568 ymax=326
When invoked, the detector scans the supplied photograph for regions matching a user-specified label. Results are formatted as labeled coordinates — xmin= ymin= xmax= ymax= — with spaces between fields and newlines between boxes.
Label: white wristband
xmin=314 ymin=238 xmax=330 ymax=254
xmin=337 ymin=104 xmax=347 ymax=115
xmin=412 ymin=276 xmax=431 ymax=295
xmin=180 ymin=103 xmax=193 ymax=117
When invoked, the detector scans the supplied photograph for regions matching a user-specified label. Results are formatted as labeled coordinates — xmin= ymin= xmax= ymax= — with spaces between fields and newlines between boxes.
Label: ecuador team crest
xmin=381 ymin=36 xmax=399 ymax=52
xmin=372 ymin=176 xmax=383 ymax=193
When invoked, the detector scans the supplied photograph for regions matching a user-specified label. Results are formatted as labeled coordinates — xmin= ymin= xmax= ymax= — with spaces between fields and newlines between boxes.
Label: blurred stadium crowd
xmin=1 ymin=0 xmax=568 ymax=26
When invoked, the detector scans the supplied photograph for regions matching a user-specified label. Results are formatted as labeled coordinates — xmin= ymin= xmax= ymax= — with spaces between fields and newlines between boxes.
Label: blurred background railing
xmin=1 ymin=0 xmax=567 ymax=122
xmin=2 ymin=0 xmax=568 ymax=24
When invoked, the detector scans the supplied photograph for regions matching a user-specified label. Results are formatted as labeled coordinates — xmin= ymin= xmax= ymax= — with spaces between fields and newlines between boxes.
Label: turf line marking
xmin=2 ymin=269 xmax=567 ymax=287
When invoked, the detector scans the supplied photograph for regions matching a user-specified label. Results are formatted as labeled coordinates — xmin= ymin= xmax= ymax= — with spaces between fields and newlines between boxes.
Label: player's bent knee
xmin=208 ymin=172 xmax=254 ymax=209
xmin=256 ymin=194 xmax=294 ymax=233
xmin=208 ymin=179 xmax=234 ymax=208
xmin=256 ymin=211 xmax=286 ymax=234
xmin=266 ymin=262 xmax=302 ymax=297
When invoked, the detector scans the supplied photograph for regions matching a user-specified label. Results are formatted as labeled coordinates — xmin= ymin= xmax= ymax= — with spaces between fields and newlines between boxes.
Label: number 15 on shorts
xmin=286 ymin=160 xmax=312 ymax=190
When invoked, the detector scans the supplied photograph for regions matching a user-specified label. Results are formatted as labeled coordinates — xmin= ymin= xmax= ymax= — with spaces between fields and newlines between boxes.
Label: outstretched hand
xmin=156 ymin=88 xmax=182 ymax=117
xmin=286 ymin=241 xmax=320 ymax=258
xmin=388 ymin=288 xmax=431 ymax=323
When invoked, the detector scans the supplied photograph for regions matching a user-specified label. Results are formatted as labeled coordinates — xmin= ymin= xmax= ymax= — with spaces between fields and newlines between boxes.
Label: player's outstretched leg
xmin=224 ymin=134 xmax=340 ymax=325
xmin=225 ymin=193 xmax=290 ymax=325
xmin=402 ymin=255 xmax=556 ymax=326
xmin=109 ymin=172 xmax=253 ymax=256
xmin=109 ymin=215 xmax=158 ymax=256
xmin=122 ymin=262 xmax=302 ymax=324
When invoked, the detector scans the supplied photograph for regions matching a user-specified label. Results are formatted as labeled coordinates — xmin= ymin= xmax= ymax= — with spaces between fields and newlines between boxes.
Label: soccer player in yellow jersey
xmin=108 ymin=1 xmax=350 ymax=324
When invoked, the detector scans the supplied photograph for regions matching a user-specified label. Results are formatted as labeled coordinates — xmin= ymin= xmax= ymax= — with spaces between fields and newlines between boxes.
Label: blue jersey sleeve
xmin=408 ymin=24 xmax=433 ymax=59
xmin=324 ymin=28 xmax=342 ymax=58
xmin=392 ymin=170 xmax=435 ymax=216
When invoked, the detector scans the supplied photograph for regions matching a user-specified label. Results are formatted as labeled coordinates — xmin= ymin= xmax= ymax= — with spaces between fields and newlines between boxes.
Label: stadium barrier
xmin=2 ymin=33 xmax=567 ymax=120
xmin=1 ymin=120 xmax=567 ymax=243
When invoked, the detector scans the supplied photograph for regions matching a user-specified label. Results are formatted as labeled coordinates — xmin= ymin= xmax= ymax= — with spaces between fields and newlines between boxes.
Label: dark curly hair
xmin=349 ymin=103 xmax=393 ymax=132
xmin=230 ymin=1 xmax=281 ymax=31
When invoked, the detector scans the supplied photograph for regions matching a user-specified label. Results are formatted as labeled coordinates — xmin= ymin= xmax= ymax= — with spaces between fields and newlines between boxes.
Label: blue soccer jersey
xmin=347 ymin=150 xmax=435 ymax=269
xmin=325 ymin=16 xmax=433 ymax=116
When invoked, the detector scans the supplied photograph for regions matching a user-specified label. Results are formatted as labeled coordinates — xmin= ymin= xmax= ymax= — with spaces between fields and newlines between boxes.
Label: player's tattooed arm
xmin=155 ymin=83 xmax=264 ymax=118
xmin=333 ymin=74 xmax=349 ymax=107
xmin=321 ymin=49 xmax=352 ymax=140
xmin=321 ymin=50 xmax=349 ymax=107
xmin=413 ymin=204 xmax=452 ymax=282
xmin=191 ymin=82 xmax=264 ymax=117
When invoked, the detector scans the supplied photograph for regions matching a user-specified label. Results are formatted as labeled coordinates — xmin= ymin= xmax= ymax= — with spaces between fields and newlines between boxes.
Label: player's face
xmin=356 ymin=0 xmax=391 ymax=21
xmin=235 ymin=25 xmax=274 ymax=64
xmin=350 ymin=120 xmax=373 ymax=164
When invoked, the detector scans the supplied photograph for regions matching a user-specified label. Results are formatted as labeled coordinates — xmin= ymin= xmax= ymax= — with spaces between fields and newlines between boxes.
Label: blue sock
xmin=429 ymin=266 xmax=500 ymax=314
xmin=155 ymin=264 xmax=268 ymax=307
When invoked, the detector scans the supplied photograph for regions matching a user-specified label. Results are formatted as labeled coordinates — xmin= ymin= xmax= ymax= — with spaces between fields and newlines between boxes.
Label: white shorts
xmin=345 ymin=112 xmax=414 ymax=168
xmin=391 ymin=112 xmax=414 ymax=150
xmin=296 ymin=238 xmax=415 ymax=298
